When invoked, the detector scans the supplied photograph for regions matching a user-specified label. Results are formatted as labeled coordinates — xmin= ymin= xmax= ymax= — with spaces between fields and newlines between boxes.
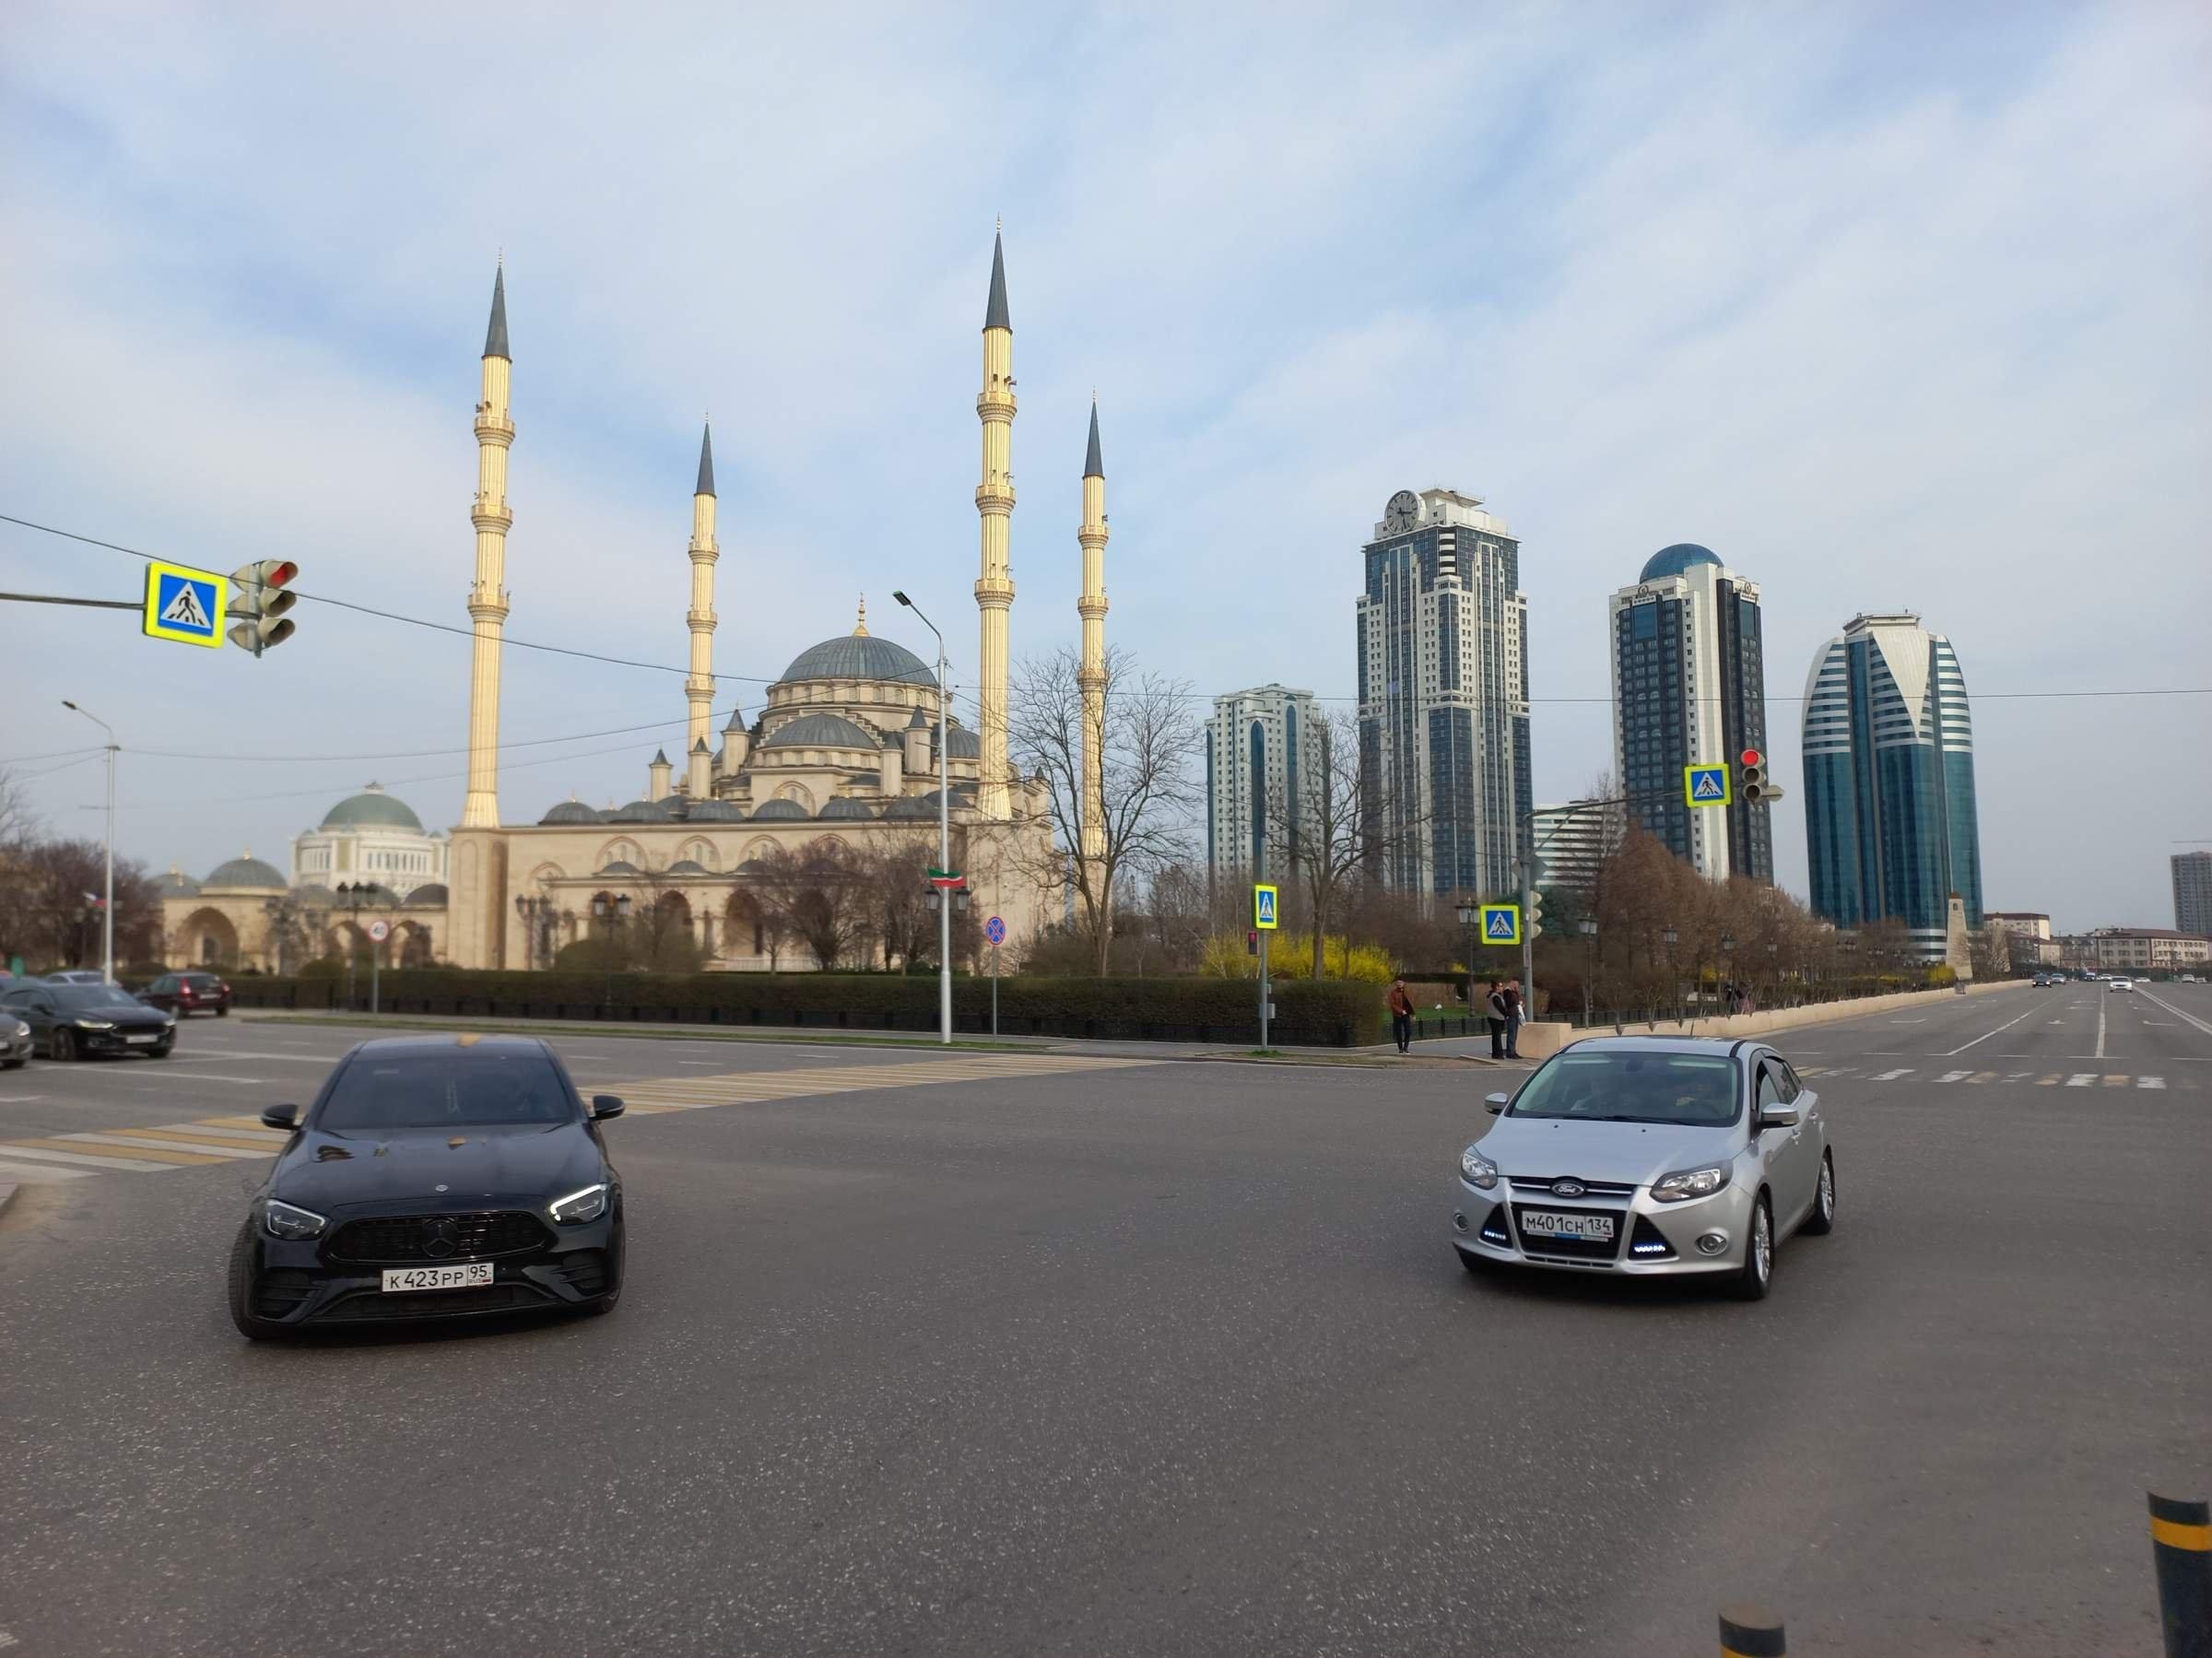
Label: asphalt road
xmin=1 ymin=987 xmax=2206 ymax=1656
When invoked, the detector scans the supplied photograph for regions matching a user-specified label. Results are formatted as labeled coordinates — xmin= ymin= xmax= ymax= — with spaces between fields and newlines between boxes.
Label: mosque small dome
xmin=681 ymin=798 xmax=746 ymax=821
xmin=818 ymin=797 xmax=877 ymax=820
xmin=597 ymin=860 xmax=641 ymax=876
xmin=608 ymin=799 xmax=677 ymax=823
xmin=404 ymin=883 xmax=449 ymax=909
xmin=539 ymin=800 xmax=606 ymax=825
xmin=760 ymin=712 xmax=883 ymax=750
xmin=749 ymin=799 xmax=809 ymax=820
xmin=882 ymin=792 xmax=945 ymax=820
xmin=664 ymin=859 xmax=711 ymax=876
xmin=205 ymin=853 xmax=287 ymax=889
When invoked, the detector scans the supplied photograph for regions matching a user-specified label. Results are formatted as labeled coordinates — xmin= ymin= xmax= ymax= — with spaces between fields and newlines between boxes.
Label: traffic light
xmin=1738 ymin=747 xmax=1784 ymax=805
xmin=227 ymin=559 xmax=299 ymax=656
xmin=1525 ymin=888 xmax=1544 ymax=941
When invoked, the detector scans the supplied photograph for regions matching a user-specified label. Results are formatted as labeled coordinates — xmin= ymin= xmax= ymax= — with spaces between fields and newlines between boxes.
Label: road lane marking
xmin=2103 ymin=1075 xmax=2128 ymax=1088
xmin=0 ymin=1144 xmax=186 ymax=1171
xmin=2004 ymin=1072 xmax=2030 ymax=1082
xmin=170 ymin=1050 xmax=335 ymax=1063
xmin=0 ymin=1158 xmax=97 ymax=1182
xmin=1942 ymin=1005 xmax=2041 ymax=1055
xmin=2097 ymin=998 xmax=2107 ymax=1059
xmin=54 ymin=1133 xmax=262 ymax=1161
xmin=2137 ymin=988 xmax=2212 ymax=1038
xmin=2066 ymin=1074 xmax=2096 ymax=1087
xmin=149 ymin=1072 xmax=265 ymax=1085
xmin=1936 ymin=1070 xmax=1971 ymax=1083
xmin=1971 ymin=1071 xmax=1997 ymax=1083
xmin=2138 ymin=1076 xmax=2167 ymax=1088
xmin=117 ymin=1125 xmax=289 ymax=1149
xmin=1872 ymin=1068 xmax=1915 ymax=1081
xmin=2036 ymin=1075 xmax=2060 ymax=1085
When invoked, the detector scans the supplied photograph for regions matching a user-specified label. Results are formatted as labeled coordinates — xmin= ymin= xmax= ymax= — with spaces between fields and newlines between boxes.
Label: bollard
xmin=1719 ymin=1604 xmax=1785 ymax=1657
xmin=2151 ymin=1491 xmax=2211 ymax=1658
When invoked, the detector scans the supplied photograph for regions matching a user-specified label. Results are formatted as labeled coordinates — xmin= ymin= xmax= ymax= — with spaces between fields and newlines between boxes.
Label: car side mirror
xmin=261 ymin=1103 xmax=301 ymax=1132
xmin=1756 ymin=1105 xmax=1801 ymax=1131
xmin=1484 ymin=1091 xmax=1510 ymax=1115
xmin=591 ymin=1095 xmax=626 ymax=1121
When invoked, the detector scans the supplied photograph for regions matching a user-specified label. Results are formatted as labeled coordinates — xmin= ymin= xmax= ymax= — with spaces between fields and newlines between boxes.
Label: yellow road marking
xmin=199 ymin=1115 xmax=280 ymax=1131
xmin=2036 ymin=1075 xmax=2060 ymax=1086
xmin=114 ymin=1125 xmax=288 ymax=1150
xmin=2103 ymin=1074 xmax=2128 ymax=1088
xmin=6 ymin=1136 xmax=230 ymax=1167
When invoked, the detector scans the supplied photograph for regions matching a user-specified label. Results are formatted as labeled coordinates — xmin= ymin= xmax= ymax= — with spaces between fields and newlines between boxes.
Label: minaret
xmin=1077 ymin=397 xmax=1110 ymax=876
xmin=461 ymin=261 xmax=513 ymax=829
xmin=686 ymin=421 xmax=719 ymax=766
xmin=973 ymin=224 xmax=1017 ymax=818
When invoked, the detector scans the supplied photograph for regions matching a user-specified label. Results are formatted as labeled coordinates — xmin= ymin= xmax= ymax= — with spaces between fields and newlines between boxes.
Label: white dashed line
xmin=1871 ymin=1068 xmax=1915 ymax=1081
xmin=2066 ymin=1074 xmax=2096 ymax=1088
xmin=2137 ymin=1076 xmax=2166 ymax=1089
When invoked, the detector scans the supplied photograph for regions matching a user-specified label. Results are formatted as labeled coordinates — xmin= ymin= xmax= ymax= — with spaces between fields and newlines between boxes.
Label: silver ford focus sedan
xmin=1451 ymin=1037 xmax=1834 ymax=1299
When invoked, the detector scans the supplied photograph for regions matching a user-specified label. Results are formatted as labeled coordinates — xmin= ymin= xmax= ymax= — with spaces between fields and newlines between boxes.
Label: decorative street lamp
xmin=1663 ymin=926 xmax=1680 ymax=1023
xmin=335 ymin=881 xmax=383 ymax=1009
xmin=514 ymin=892 xmax=555 ymax=971
xmin=1454 ymin=897 xmax=1480 ymax=1024
xmin=591 ymin=892 xmax=631 ymax=1009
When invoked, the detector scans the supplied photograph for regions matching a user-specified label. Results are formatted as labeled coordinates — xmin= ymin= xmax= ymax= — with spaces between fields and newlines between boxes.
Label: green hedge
xmin=228 ymin=970 xmax=1384 ymax=1048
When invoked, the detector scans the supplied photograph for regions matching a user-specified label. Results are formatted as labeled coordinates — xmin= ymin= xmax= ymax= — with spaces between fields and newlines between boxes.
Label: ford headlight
xmin=263 ymin=1199 xmax=327 ymax=1240
xmin=549 ymin=1182 xmax=608 ymax=1225
xmin=1459 ymin=1147 xmax=1500 ymax=1190
xmin=1652 ymin=1163 xmax=1730 ymax=1204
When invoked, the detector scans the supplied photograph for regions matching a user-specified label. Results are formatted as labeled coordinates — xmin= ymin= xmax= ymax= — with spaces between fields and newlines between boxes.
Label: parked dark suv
xmin=139 ymin=971 xmax=234 ymax=1017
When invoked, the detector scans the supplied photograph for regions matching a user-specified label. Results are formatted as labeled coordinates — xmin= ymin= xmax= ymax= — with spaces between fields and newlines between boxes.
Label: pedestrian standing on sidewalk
xmin=1485 ymin=980 xmax=1510 ymax=1060
xmin=1501 ymin=981 xmax=1524 ymax=1059
xmin=1386 ymin=978 xmax=1416 ymax=1054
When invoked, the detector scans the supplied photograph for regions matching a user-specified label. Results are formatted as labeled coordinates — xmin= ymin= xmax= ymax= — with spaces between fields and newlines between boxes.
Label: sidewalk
xmin=243 ymin=1008 xmax=1518 ymax=1068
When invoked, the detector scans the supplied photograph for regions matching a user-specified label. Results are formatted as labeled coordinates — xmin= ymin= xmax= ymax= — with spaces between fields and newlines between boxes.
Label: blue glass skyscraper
xmin=1801 ymin=613 xmax=1983 ymax=958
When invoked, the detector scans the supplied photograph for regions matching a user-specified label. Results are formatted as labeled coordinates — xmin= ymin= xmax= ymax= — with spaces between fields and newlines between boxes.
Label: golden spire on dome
xmin=854 ymin=594 xmax=869 ymax=636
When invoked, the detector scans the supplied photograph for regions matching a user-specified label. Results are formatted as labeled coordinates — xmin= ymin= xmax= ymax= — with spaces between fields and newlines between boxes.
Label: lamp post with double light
xmin=1662 ymin=926 xmax=1680 ymax=1025
xmin=591 ymin=892 xmax=630 ymax=1009
xmin=335 ymin=881 xmax=383 ymax=1009
xmin=1453 ymin=896 xmax=1479 ymax=1027
xmin=1577 ymin=916 xmax=1598 ymax=1028
xmin=893 ymin=590 xmax=954 ymax=1046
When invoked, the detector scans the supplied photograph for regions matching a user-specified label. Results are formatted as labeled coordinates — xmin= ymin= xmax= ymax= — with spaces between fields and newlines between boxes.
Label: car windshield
xmin=318 ymin=1052 xmax=575 ymax=1130
xmin=1508 ymin=1051 xmax=1741 ymax=1126
xmin=53 ymin=986 xmax=151 ymax=1010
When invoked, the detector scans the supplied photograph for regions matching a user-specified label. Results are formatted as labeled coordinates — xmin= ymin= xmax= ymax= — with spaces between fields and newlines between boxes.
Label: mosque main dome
xmin=778 ymin=633 xmax=935 ymax=687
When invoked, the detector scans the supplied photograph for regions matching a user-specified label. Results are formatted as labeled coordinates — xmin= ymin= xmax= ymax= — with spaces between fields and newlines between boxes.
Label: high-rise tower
xmin=685 ymin=421 xmax=719 ymax=782
xmin=1607 ymin=543 xmax=1771 ymax=882
xmin=973 ymin=226 xmax=1017 ymax=818
xmin=1354 ymin=488 xmax=1529 ymax=898
xmin=1077 ymin=398 xmax=1109 ymax=875
xmin=1801 ymin=612 xmax=1983 ymax=960
xmin=461 ymin=262 xmax=513 ymax=829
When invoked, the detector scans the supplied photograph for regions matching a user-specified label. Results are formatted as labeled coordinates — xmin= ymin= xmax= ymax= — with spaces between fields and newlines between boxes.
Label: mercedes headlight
xmin=263 ymin=1199 xmax=327 ymax=1240
xmin=1651 ymin=1163 xmax=1730 ymax=1204
xmin=549 ymin=1182 xmax=608 ymax=1225
xmin=1459 ymin=1146 xmax=1500 ymax=1190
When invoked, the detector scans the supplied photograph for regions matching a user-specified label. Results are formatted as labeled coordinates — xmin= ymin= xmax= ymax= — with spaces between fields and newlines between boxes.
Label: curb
xmin=0 ymin=1182 xmax=18 ymax=1224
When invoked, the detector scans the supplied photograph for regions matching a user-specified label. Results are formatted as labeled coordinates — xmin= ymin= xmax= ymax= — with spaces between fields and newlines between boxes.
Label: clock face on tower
xmin=1383 ymin=490 xmax=1419 ymax=534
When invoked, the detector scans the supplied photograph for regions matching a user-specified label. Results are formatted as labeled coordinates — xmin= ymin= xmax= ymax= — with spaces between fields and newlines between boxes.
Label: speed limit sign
xmin=366 ymin=919 xmax=391 ymax=943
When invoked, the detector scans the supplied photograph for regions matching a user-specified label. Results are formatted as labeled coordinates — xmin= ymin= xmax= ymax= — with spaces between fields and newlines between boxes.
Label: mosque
xmin=160 ymin=232 xmax=1112 ymax=971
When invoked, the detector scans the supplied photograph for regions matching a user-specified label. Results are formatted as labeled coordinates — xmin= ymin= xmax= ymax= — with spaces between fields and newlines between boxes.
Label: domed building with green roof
xmin=291 ymin=782 xmax=448 ymax=899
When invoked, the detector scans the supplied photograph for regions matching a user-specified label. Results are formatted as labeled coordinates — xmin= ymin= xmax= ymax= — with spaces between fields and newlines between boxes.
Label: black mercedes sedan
xmin=229 ymin=1034 xmax=626 ymax=1338
xmin=0 ymin=982 xmax=174 ymax=1060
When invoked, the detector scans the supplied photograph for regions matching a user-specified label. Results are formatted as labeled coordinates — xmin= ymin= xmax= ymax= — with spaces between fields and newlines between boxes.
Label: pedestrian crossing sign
xmin=1253 ymin=884 xmax=1278 ymax=930
xmin=143 ymin=561 xmax=228 ymax=648
xmin=1684 ymin=764 xmax=1731 ymax=808
xmin=1481 ymin=903 xmax=1521 ymax=946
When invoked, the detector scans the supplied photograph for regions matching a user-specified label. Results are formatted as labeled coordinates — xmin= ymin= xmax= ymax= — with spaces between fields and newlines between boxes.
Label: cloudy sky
xmin=2 ymin=2 xmax=2206 ymax=931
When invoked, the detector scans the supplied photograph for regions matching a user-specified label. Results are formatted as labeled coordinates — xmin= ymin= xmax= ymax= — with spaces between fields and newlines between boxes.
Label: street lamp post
xmin=1577 ymin=916 xmax=1598 ymax=1028
xmin=61 ymin=701 xmax=116 ymax=984
xmin=1453 ymin=896 xmax=1478 ymax=1032
xmin=894 ymin=590 xmax=954 ymax=1046
xmin=591 ymin=893 xmax=630 ymax=1010
xmin=1720 ymin=932 xmax=1736 ymax=1016
xmin=1662 ymin=927 xmax=1680 ymax=1025
xmin=514 ymin=893 xmax=553 ymax=971
xmin=335 ymin=882 xmax=384 ymax=1010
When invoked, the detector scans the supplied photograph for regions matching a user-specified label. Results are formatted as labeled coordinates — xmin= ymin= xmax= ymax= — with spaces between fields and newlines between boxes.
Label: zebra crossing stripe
xmin=2037 ymin=1075 xmax=2061 ymax=1086
xmin=2066 ymin=1074 xmax=2096 ymax=1088
xmin=2137 ymin=1076 xmax=2167 ymax=1089
xmin=2102 ymin=1075 xmax=2128 ymax=1088
xmin=1872 ymin=1068 xmax=1915 ymax=1081
xmin=0 ymin=1158 xmax=97 ymax=1182
xmin=1936 ymin=1070 xmax=1971 ymax=1084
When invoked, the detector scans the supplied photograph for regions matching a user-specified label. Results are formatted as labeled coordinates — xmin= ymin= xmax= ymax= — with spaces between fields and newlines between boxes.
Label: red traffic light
xmin=1740 ymin=748 xmax=1763 ymax=769
xmin=266 ymin=560 xmax=298 ymax=587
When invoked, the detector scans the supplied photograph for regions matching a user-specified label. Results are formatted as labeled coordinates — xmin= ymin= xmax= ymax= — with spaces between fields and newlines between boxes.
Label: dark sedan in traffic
xmin=229 ymin=1034 xmax=626 ymax=1337
xmin=136 ymin=970 xmax=234 ymax=1017
xmin=0 ymin=982 xmax=175 ymax=1060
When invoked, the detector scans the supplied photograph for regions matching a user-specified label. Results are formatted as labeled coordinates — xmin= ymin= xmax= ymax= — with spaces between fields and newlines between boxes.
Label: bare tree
xmin=750 ymin=841 xmax=871 ymax=970
xmin=261 ymin=895 xmax=312 ymax=976
xmin=855 ymin=830 xmax=938 ymax=973
xmin=1266 ymin=706 xmax=1428 ymax=979
xmin=1009 ymin=644 xmax=1196 ymax=974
